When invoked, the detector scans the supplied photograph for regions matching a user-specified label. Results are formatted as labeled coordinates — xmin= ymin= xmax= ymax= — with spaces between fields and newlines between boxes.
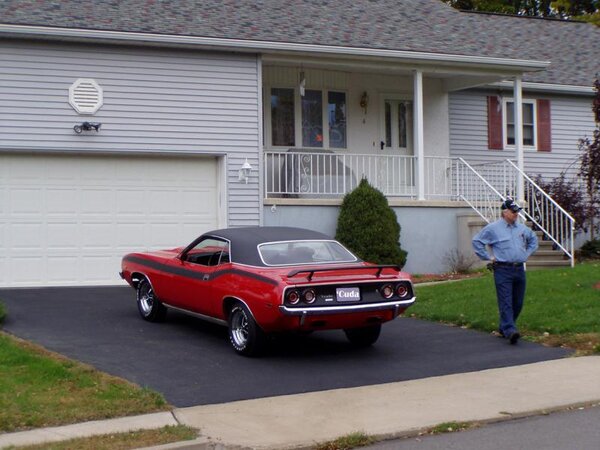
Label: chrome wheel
xmin=136 ymin=278 xmax=167 ymax=322
xmin=227 ymin=302 xmax=266 ymax=356
xmin=230 ymin=306 xmax=250 ymax=348
xmin=137 ymin=281 xmax=154 ymax=316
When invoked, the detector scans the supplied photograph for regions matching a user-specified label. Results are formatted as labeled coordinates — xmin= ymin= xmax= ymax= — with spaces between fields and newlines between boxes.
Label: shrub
xmin=579 ymin=239 xmax=600 ymax=259
xmin=335 ymin=178 xmax=407 ymax=267
xmin=0 ymin=301 xmax=5 ymax=324
xmin=444 ymin=248 xmax=478 ymax=274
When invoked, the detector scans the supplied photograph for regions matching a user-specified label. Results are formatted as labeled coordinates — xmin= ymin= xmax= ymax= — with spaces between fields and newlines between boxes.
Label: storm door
xmin=379 ymin=98 xmax=414 ymax=195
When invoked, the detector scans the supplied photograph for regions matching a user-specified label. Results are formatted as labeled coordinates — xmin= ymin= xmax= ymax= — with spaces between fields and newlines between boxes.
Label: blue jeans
xmin=493 ymin=265 xmax=526 ymax=337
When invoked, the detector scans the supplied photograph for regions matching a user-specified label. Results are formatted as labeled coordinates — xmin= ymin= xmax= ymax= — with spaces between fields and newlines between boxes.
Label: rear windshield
xmin=258 ymin=240 xmax=358 ymax=266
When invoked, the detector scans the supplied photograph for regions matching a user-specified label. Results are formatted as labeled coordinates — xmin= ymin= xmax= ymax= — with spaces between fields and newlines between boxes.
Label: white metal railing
xmin=264 ymin=151 xmax=458 ymax=200
xmin=506 ymin=160 xmax=575 ymax=267
xmin=454 ymin=158 xmax=506 ymax=222
xmin=455 ymin=158 xmax=575 ymax=266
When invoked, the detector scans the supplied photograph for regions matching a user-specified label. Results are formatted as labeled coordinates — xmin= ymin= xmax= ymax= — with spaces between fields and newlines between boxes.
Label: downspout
xmin=513 ymin=75 xmax=525 ymax=204
xmin=413 ymin=70 xmax=425 ymax=200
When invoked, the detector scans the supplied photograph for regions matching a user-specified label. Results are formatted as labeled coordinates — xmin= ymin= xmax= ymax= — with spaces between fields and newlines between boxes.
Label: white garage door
xmin=0 ymin=153 xmax=221 ymax=287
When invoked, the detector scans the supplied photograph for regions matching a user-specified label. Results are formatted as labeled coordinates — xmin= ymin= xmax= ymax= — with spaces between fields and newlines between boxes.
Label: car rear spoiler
xmin=287 ymin=265 xmax=402 ymax=281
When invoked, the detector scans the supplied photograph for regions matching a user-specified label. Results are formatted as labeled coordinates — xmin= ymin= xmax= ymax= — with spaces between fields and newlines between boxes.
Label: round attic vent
xmin=69 ymin=78 xmax=103 ymax=115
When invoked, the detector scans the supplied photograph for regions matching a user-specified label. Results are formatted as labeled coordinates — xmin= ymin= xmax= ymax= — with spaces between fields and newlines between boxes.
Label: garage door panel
xmin=9 ymin=222 xmax=44 ymax=249
xmin=47 ymin=189 xmax=78 ymax=214
xmin=0 ymin=154 xmax=220 ymax=287
xmin=10 ymin=188 xmax=44 ymax=214
xmin=116 ymin=190 xmax=146 ymax=214
xmin=47 ymin=223 xmax=79 ymax=249
xmin=10 ymin=257 xmax=44 ymax=284
xmin=47 ymin=256 xmax=79 ymax=284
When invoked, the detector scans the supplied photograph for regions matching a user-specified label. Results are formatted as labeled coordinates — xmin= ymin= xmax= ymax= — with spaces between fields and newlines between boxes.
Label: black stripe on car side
xmin=123 ymin=255 xmax=279 ymax=286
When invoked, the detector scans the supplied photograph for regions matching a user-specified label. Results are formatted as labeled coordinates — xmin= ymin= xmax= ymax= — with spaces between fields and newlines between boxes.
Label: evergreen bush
xmin=335 ymin=178 xmax=407 ymax=267
xmin=579 ymin=239 xmax=600 ymax=259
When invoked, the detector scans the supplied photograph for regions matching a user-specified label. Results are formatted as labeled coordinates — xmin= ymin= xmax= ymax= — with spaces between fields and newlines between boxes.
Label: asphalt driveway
xmin=0 ymin=286 xmax=571 ymax=407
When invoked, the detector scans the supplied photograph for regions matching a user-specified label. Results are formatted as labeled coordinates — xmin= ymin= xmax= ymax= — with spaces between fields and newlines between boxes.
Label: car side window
xmin=184 ymin=238 xmax=230 ymax=266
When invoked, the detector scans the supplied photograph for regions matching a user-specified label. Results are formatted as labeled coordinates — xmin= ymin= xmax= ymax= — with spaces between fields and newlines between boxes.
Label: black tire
xmin=344 ymin=324 xmax=382 ymax=347
xmin=228 ymin=302 xmax=266 ymax=356
xmin=136 ymin=278 xmax=167 ymax=322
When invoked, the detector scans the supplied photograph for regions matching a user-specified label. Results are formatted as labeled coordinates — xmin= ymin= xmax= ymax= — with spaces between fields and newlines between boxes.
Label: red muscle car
xmin=120 ymin=226 xmax=415 ymax=356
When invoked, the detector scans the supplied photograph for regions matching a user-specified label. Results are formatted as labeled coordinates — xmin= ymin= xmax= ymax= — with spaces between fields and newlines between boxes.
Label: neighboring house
xmin=0 ymin=0 xmax=598 ymax=287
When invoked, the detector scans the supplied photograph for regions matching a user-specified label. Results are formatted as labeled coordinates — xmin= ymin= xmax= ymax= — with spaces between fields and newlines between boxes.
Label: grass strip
xmin=5 ymin=425 xmax=198 ymax=450
xmin=0 ymin=331 xmax=169 ymax=433
xmin=315 ymin=432 xmax=374 ymax=450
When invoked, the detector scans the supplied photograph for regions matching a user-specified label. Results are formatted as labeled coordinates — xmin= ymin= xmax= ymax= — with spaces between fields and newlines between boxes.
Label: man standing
xmin=472 ymin=198 xmax=538 ymax=344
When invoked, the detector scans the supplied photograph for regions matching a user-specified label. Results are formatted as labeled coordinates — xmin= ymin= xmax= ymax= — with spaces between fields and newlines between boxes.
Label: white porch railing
xmin=264 ymin=151 xmax=575 ymax=266
xmin=455 ymin=158 xmax=575 ymax=267
xmin=264 ymin=151 xmax=458 ymax=200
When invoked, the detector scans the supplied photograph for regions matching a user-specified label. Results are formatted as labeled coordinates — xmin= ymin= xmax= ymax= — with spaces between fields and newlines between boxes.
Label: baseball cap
xmin=501 ymin=198 xmax=522 ymax=212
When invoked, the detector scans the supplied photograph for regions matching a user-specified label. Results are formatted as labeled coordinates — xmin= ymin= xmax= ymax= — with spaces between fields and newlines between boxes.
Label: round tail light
xmin=287 ymin=290 xmax=300 ymax=305
xmin=380 ymin=284 xmax=394 ymax=298
xmin=302 ymin=289 xmax=316 ymax=304
xmin=396 ymin=284 xmax=409 ymax=298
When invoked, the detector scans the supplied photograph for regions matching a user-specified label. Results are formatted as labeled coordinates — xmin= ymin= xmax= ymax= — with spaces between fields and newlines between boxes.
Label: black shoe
xmin=509 ymin=332 xmax=520 ymax=345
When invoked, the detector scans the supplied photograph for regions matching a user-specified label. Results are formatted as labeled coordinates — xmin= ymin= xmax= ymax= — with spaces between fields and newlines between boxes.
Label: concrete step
xmin=529 ymin=250 xmax=569 ymax=261
xmin=527 ymin=259 xmax=571 ymax=269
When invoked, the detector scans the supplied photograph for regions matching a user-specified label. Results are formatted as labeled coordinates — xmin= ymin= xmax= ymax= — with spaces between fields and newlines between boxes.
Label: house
xmin=0 ymin=0 xmax=598 ymax=287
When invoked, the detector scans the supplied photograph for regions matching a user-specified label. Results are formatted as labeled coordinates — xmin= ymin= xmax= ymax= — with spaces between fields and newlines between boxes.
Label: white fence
xmin=264 ymin=151 xmax=458 ymax=200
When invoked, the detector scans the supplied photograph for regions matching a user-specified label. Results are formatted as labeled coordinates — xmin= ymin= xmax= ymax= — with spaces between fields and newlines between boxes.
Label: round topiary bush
xmin=335 ymin=178 xmax=407 ymax=267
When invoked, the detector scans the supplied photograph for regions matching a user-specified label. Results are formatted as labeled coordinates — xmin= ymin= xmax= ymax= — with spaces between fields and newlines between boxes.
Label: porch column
xmin=513 ymin=75 xmax=525 ymax=203
xmin=413 ymin=70 xmax=425 ymax=201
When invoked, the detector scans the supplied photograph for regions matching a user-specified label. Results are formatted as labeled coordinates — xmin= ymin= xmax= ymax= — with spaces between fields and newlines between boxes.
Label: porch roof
xmin=0 ymin=0 xmax=598 ymax=88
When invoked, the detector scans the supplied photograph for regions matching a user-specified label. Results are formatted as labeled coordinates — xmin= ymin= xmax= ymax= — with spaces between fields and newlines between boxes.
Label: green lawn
xmin=0 ymin=332 xmax=169 ymax=433
xmin=411 ymin=262 xmax=600 ymax=353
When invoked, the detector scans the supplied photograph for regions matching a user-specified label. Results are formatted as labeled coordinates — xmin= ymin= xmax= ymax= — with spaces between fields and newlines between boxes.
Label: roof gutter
xmin=0 ymin=24 xmax=550 ymax=72
xmin=490 ymin=81 xmax=594 ymax=95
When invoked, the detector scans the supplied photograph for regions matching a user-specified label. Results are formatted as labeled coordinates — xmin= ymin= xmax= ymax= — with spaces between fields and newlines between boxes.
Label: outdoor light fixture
xmin=238 ymin=158 xmax=253 ymax=184
xmin=74 ymin=122 xmax=101 ymax=133
xmin=360 ymin=91 xmax=369 ymax=114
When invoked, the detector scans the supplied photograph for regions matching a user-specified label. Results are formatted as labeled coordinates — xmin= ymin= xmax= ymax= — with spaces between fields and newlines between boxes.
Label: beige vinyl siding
xmin=0 ymin=40 xmax=261 ymax=226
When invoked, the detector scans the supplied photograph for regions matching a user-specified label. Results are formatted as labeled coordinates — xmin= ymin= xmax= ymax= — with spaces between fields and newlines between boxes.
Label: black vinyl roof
xmin=204 ymin=226 xmax=335 ymax=266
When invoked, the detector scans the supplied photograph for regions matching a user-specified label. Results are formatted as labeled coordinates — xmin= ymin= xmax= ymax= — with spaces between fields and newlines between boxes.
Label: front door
xmin=379 ymin=97 xmax=414 ymax=195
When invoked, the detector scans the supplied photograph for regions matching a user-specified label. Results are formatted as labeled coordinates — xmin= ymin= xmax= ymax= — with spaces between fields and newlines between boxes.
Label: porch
xmin=263 ymin=150 xmax=575 ymax=270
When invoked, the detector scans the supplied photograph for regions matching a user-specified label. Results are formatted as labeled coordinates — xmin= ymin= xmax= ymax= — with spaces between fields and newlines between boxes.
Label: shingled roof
xmin=0 ymin=0 xmax=598 ymax=87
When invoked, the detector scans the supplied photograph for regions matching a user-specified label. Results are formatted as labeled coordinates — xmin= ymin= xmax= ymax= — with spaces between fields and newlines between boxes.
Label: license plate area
xmin=336 ymin=287 xmax=360 ymax=302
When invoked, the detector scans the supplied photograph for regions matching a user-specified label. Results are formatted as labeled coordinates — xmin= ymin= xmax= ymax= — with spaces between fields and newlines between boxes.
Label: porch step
xmin=527 ymin=259 xmax=571 ymax=269
xmin=528 ymin=250 xmax=569 ymax=261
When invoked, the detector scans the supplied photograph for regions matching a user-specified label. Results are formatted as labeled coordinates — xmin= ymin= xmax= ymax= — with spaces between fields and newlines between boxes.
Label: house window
xmin=504 ymin=99 xmax=536 ymax=147
xmin=269 ymin=87 xmax=347 ymax=148
xmin=302 ymin=90 xmax=323 ymax=147
xmin=328 ymin=91 xmax=347 ymax=148
xmin=271 ymin=88 xmax=295 ymax=146
xmin=383 ymin=99 xmax=411 ymax=151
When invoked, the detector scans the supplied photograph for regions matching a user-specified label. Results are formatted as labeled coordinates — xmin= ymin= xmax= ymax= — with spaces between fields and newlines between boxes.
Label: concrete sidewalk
xmin=1 ymin=356 xmax=599 ymax=450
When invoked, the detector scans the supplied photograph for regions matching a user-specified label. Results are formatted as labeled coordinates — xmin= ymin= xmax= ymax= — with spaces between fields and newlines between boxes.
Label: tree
xmin=578 ymin=77 xmax=600 ymax=239
xmin=443 ymin=0 xmax=600 ymax=23
xmin=335 ymin=178 xmax=407 ymax=267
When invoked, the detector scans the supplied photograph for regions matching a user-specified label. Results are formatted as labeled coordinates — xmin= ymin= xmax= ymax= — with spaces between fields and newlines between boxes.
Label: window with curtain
xmin=506 ymin=101 xmax=535 ymax=147
xmin=269 ymin=87 xmax=346 ymax=149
